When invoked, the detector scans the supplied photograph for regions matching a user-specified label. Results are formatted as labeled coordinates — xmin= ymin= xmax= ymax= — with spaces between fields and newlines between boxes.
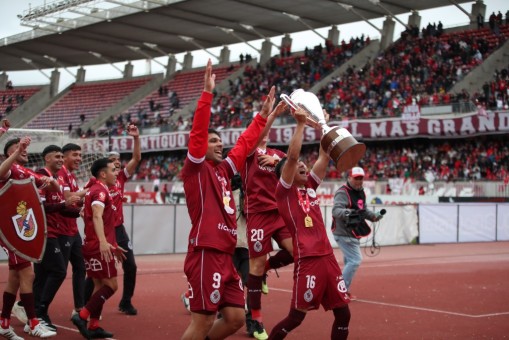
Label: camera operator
xmin=332 ymin=167 xmax=383 ymax=300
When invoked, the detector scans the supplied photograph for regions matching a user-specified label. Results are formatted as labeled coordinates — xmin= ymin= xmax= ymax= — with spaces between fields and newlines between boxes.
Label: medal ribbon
xmin=297 ymin=188 xmax=311 ymax=215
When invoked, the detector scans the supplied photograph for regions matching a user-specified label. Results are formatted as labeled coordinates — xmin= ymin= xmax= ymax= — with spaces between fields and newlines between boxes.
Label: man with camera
xmin=332 ymin=167 xmax=383 ymax=300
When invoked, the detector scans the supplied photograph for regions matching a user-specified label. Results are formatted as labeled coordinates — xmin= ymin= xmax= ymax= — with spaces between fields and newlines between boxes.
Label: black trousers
xmin=33 ymin=237 xmax=67 ymax=315
xmin=58 ymin=233 xmax=86 ymax=309
xmin=84 ymin=224 xmax=137 ymax=306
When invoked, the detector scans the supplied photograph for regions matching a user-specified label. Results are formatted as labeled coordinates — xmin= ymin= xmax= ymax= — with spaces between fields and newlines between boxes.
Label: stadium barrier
xmin=2 ymin=203 xmax=507 ymax=261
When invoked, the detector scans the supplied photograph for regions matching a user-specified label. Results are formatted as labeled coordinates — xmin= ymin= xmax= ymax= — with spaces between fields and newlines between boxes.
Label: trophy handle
xmin=280 ymin=94 xmax=299 ymax=111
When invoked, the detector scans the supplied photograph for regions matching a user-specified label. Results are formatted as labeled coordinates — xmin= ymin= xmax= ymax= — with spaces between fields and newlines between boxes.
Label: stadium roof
xmin=0 ymin=0 xmax=473 ymax=71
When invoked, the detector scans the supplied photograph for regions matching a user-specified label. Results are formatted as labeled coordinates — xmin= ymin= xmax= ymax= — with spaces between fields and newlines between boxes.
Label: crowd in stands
xmin=207 ymin=35 xmax=369 ymax=129
xmin=317 ymin=22 xmax=508 ymax=120
xmin=116 ymin=136 xmax=508 ymax=184
xmin=472 ymin=62 xmax=509 ymax=110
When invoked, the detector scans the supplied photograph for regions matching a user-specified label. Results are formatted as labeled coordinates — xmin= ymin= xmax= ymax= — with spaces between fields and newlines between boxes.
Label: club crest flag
xmin=0 ymin=178 xmax=47 ymax=263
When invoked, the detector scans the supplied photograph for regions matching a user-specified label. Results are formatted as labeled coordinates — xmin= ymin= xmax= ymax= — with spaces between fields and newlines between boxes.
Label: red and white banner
xmin=81 ymin=111 xmax=509 ymax=153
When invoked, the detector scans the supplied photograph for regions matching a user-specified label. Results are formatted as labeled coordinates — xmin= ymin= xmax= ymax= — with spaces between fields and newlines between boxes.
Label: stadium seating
xmin=121 ymin=65 xmax=239 ymax=128
xmin=0 ymin=86 xmax=42 ymax=116
xmin=26 ymin=77 xmax=152 ymax=131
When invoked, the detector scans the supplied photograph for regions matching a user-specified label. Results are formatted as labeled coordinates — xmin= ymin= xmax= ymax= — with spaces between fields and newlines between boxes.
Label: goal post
xmin=0 ymin=128 xmax=106 ymax=187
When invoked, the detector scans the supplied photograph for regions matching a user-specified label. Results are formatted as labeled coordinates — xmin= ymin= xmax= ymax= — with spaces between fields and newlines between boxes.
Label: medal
xmin=297 ymin=187 xmax=313 ymax=228
xmin=304 ymin=215 xmax=313 ymax=228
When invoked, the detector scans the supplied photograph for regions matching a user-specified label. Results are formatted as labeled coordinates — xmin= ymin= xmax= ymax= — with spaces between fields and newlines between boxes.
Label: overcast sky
xmin=1 ymin=0 xmax=508 ymax=91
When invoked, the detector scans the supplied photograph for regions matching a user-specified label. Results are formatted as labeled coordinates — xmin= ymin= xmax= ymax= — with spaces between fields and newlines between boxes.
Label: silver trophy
xmin=281 ymin=89 xmax=366 ymax=172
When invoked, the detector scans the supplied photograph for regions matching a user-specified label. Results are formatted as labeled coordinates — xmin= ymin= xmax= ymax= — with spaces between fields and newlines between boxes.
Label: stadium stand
xmin=0 ymin=86 xmax=42 ymax=116
xmin=26 ymin=76 xmax=153 ymax=132
xmin=318 ymin=23 xmax=509 ymax=119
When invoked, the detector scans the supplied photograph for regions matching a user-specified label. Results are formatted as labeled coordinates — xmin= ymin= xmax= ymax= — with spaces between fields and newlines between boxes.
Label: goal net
xmin=0 ymin=128 xmax=106 ymax=187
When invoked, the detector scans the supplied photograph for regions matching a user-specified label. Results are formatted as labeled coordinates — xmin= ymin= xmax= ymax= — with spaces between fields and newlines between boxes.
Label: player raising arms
xmin=180 ymin=59 xmax=273 ymax=340
xmin=270 ymin=108 xmax=351 ymax=339
xmin=0 ymin=136 xmax=58 ymax=339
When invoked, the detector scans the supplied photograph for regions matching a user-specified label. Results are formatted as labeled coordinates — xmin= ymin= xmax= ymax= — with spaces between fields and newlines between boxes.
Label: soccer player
xmin=84 ymin=123 xmax=141 ymax=315
xmin=270 ymin=108 xmax=351 ymax=339
xmin=58 ymin=143 xmax=87 ymax=317
xmin=0 ymin=137 xmax=58 ymax=339
xmin=241 ymin=100 xmax=294 ymax=339
xmin=32 ymin=145 xmax=82 ymax=332
xmin=71 ymin=158 xmax=126 ymax=339
xmin=180 ymin=59 xmax=273 ymax=340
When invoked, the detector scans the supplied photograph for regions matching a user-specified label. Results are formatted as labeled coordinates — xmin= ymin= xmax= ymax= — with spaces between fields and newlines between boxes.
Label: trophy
xmin=281 ymin=89 xmax=366 ymax=172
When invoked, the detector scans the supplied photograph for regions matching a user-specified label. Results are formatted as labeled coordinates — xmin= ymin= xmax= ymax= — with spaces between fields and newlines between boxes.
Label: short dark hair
xmin=274 ymin=157 xmax=288 ymax=179
xmin=208 ymin=128 xmax=219 ymax=136
xmin=62 ymin=143 xmax=81 ymax=154
xmin=4 ymin=138 xmax=20 ymax=157
xmin=90 ymin=158 xmax=112 ymax=178
xmin=42 ymin=145 xmax=62 ymax=158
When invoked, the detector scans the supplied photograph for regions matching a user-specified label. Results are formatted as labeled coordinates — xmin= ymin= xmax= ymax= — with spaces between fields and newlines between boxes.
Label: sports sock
xmin=84 ymin=286 xmax=114 ymax=319
xmin=1 ymin=292 xmax=16 ymax=320
xmin=331 ymin=306 xmax=350 ymax=340
xmin=268 ymin=308 xmax=306 ymax=339
xmin=19 ymin=293 xmax=36 ymax=321
xmin=267 ymin=249 xmax=294 ymax=270
xmin=247 ymin=274 xmax=263 ymax=311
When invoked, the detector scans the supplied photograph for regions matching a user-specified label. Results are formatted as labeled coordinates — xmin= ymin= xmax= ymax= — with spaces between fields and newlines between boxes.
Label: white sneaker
xmin=181 ymin=293 xmax=190 ymax=312
xmin=12 ymin=301 xmax=28 ymax=324
xmin=23 ymin=324 xmax=56 ymax=338
xmin=0 ymin=326 xmax=24 ymax=340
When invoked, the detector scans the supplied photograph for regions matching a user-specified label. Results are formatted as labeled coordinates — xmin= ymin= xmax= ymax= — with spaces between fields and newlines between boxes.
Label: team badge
xmin=254 ymin=241 xmax=263 ymax=253
xmin=304 ymin=289 xmax=313 ymax=302
xmin=210 ymin=289 xmax=221 ymax=304
xmin=0 ymin=178 xmax=47 ymax=263
xmin=337 ymin=276 xmax=348 ymax=293
xmin=307 ymin=188 xmax=316 ymax=198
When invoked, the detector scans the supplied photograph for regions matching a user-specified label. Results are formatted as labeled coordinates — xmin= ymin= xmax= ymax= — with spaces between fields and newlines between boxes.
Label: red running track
xmin=1 ymin=242 xmax=509 ymax=339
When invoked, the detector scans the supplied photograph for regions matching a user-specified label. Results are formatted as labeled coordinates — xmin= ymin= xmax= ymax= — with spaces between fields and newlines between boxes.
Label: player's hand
xmin=18 ymin=136 xmax=31 ymax=152
xmin=65 ymin=194 xmax=82 ymax=207
xmin=323 ymin=109 xmax=330 ymax=124
xmin=100 ymin=241 xmax=114 ymax=262
xmin=126 ymin=123 xmax=139 ymax=138
xmin=113 ymin=246 xmax=128 ymax=262
xmin=293 ymin=107 xmax=307 ymax=125
xmin=203 ymin=59 xmax=216 ymax=93
xmin=258 ymin=86 xmax=276 ymax=119
xmin=270 ymin=101 xmax=288 ymax=118
xmin=258 ymin=154 xmax=278 ymax=167
xmin=0 ymin=119 xmax=10 ymax=132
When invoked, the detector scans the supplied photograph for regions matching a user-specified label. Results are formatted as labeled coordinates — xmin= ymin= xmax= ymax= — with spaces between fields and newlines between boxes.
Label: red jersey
xmin=242 ymin=147 xmax=286 ymax=214
xmin=181 ymin=91 xmax=267 ymax=255
xmin=82 ymin=181 xmax=117 ymax=255
xmin=109 ymin=168 xmax=129 ymax=227
xmin=275 ymin=172 xmax=333 ymax=258
xmin=57 ymin=165 xmax=80 ymax=236
xmin=0 ymin=163 xmax=47 ymax=189
xmin=37 ymin=168 xmax=66 ymax=239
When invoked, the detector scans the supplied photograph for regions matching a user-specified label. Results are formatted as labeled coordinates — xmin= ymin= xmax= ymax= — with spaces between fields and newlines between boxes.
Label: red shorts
xmin=291 ymin=253 xmax=350 ymax=311
xmin=1 ymin=242 xmax=31 ymax=271
xmin=184 ymin=248 xmax=244 ymax=314
xmin=84 ymin=253 xmax=118 ymax=279
xmin=246 ymin=210 xmax=291 ymax=257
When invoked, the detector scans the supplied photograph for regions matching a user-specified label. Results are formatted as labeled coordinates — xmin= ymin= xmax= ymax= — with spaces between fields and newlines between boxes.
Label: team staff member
xmin=84 ymin=123 xmax=141 ymax=316
xmin=332 ymin=167 xmax=383 ymax=299
xmin=58 ymin=143 xmax=87 ymax=317
xmin=180 ymin=59 xmax=273 ymax=340
xmin=0 ymin=137 xmax=58 ymax=339
xmin=271 ymin=108 xmax=351 ymax=339
xmin=71 ymin=158 xmax=126 ymax=339
xmin=33 ymin=145 xmax=82 ymax=332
